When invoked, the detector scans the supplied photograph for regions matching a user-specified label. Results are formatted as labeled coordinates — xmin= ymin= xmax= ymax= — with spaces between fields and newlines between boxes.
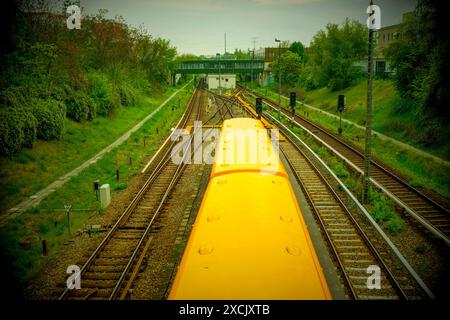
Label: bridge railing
xmin=173 ymin=59 xmax=264 ymax=74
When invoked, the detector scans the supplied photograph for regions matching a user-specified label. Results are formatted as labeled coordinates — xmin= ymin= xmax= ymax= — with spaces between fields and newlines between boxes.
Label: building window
xmin=376 ymin=61 xmax=386 ymax=74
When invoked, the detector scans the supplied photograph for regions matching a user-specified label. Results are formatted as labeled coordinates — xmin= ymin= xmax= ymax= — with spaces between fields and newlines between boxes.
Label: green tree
xmin=272 ymin=51 xmax=303 ymax=88
xmin=304 ymin=19 xmax=366 ymax=90
xmin=0 ymin=1 xmax=180 ymax=156
xmin=289 ymin=41 xmax=306 ymax=63
xmin=385 ymin=0 xmax=450 ymax=121
xmin=233 ymin=49 xmax=251 ymax=60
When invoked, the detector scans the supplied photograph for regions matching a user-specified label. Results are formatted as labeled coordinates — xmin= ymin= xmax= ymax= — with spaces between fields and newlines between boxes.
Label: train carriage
xmin=168 ymin=118 xmax=331 ymax=299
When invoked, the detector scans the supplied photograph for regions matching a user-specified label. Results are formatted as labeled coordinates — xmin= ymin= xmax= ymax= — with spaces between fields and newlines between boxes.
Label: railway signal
xmin=337 ymin=94 xmax=346 ymax=135
xmin=290 ymin=92 xmax=296 ymax=110
xmin=255 ymin=97 xmax=263 ymax=119
xmin=290 ymin=92 xmax=296 ymax=121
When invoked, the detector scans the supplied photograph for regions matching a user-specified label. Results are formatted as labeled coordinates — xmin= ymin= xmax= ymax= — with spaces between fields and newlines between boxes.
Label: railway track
xmin=238 ymin=86 xmax=450 ymax=245
xmin=205 ymin=90 xmax=248 ymax=123
xmin=281 ymin=134 xmax=410 ymax=299
xmin=232 ymin=94 xmax=432 ymax=299
xmin=59 ymin=81 xmax=206 ymax=300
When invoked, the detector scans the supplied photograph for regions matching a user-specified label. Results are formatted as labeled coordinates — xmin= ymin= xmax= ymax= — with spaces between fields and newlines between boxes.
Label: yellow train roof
xmin=168 ymin=173 xmax=331 ymax=299
xmin=169 ymin=118 xmax=331 ymax=300
xmin=212 ymin=118 xmax=286 ymax=179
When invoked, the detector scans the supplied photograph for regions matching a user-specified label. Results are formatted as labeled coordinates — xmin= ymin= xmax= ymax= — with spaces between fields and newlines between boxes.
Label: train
xmin=168 ymin=118 xmax=331 ymax=299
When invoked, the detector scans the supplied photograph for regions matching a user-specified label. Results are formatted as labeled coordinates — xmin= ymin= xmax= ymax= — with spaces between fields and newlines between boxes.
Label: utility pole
xmin=216 ymin=53 xmax=221 ymax=94
xmin=251 ymin=37 xmax=257 ymax=88
xmin=224 ymin=32 xmax=227 ymax=55
xmin=275 ymin=38 xmax=281 ymax=120
xmin=363 ymin=0 xmax=379 ymax=204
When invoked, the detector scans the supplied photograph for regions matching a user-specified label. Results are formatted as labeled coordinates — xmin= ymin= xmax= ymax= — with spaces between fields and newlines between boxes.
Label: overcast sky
xmin=79 ymin=0 xmax=416 ymax=56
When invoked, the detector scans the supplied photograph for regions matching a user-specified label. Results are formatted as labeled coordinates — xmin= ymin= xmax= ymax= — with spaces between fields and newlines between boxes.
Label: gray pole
xmin=278 ymin=47 xmax=281 ymax=120
xmin=217 ymin=53 xmax=221 ymax=94
xmin=275 ymin=39 xmax=282 ymax=120
xmin=251 ymin=53 xmax=253 ymax=88
xmin=363 ymin=6 xmax=375 ymax=204
xmin=251 ymin=37 xmax=257 ymax=88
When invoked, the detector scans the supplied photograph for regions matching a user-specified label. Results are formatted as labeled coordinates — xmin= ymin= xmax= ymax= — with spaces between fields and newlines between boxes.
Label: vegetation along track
xmin=239 ymin=85 xmax=450 ymax=246
xmin=232 ymin=93 xmax=432 ymax=300
xmin=58 ymin=81 xmax=206 ymax=300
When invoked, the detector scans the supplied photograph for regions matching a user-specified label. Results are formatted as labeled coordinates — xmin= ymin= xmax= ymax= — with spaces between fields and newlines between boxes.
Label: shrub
xmin=114 ymin=182 xmax=128 ymax=191
xmin=0 ymin=109 xmax=24 ymax=156
xmin=117 ymin=82 xmax=138 ymax=107
xmin=30 ymin=98 xmax=66 ymax=141
xmin=0 ymin=86 xmax=32 ymax=108
xmin=21 ymin=111 xmax=38 ymax=148
xmin=0 ymin=107 xmax=37 ymax=156
xmin=386 ymin=215 xmax=404 ymax=235
xmin=65 ymin=92 xmax=97 ymax=122
xmin=333 ymin=162 xmax=349 ymax=178
xmin=88 ymin=72 xmax=113 ymax=116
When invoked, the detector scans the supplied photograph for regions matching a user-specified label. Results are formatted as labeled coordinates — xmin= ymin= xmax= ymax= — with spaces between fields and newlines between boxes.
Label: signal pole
xmin=216 ymin=53 xmax=221 ymax=94
xmin=251 ymin=37 xmax=257 ymax=88
xmin=363 ymin=0 xmax=377 ymax=204
xmin=275 ymin=38 xmax=281 ymax=120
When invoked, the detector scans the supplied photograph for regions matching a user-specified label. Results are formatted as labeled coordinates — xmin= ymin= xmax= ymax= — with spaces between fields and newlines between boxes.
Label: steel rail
xmin=239 ymin=87 xmax=450 ymax=246
xmin=58 ymin=82 xmax=204 ymax=300
xmin=263 ymin=110 xmax=435 ymax=300
xmin=111 ymin=88 xmax=206 ymax=300
xmin=235 ymin=93 xmax=408 ymax=299
xmin=240 ymin=85 xmax=449 ymax=215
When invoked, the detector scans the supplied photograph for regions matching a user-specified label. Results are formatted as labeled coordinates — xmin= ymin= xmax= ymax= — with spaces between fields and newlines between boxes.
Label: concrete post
xmin=99 ymin=184 xmax=111 ymax=208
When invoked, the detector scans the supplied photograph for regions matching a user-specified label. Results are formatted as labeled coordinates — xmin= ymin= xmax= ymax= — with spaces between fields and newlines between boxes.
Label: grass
xmin=0 ymin=83 xmax=192 ymax=213
xmin=251 ymin=82 xmax=450 ymax=200
xmin=267 ymin=106 xmax=405 ymax=236
xmin=0 ymin=83 xmax=194 ymax=288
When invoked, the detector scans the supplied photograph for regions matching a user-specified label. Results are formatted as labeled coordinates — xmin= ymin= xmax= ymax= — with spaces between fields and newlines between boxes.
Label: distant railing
xmin=174 ymin=59 xmax=264 ymax=74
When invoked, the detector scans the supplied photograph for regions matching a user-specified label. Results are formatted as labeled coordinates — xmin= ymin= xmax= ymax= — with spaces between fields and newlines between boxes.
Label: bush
xmin=65 ymin=92 xmax=97 ymax=122
xmin=88 ymin=72 xmax=113 ymax=116
xmin=114 ymin=182 xmax=128 ymax=191
xmin=386 ymin=215 xmax=404 ymax=235
xmin=0 ymin=107 xmax=37 ymax=156
xmin=0 ymin=86 xmax=31 ymax=108
xmin=333 ymin=162 xmax=349 ymax=178
xmin=298 ymin=67 xmax=317 ymax=91
xmin=30 ymin=98 xmax=66 ymax=141
xmin=0 ymin=109 xmax=25 ymax=156
xmin=21 ymin=111 xmax=38 ymax=148
xmin=117 ymin=82 xmax=138 ymax=107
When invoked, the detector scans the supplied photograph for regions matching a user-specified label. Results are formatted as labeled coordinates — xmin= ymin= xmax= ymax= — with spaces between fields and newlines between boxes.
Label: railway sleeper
xmin=83 ymin=271 xmax=122 ymax=281
xmin=80 ymin=279 xmax=118 ymax=289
